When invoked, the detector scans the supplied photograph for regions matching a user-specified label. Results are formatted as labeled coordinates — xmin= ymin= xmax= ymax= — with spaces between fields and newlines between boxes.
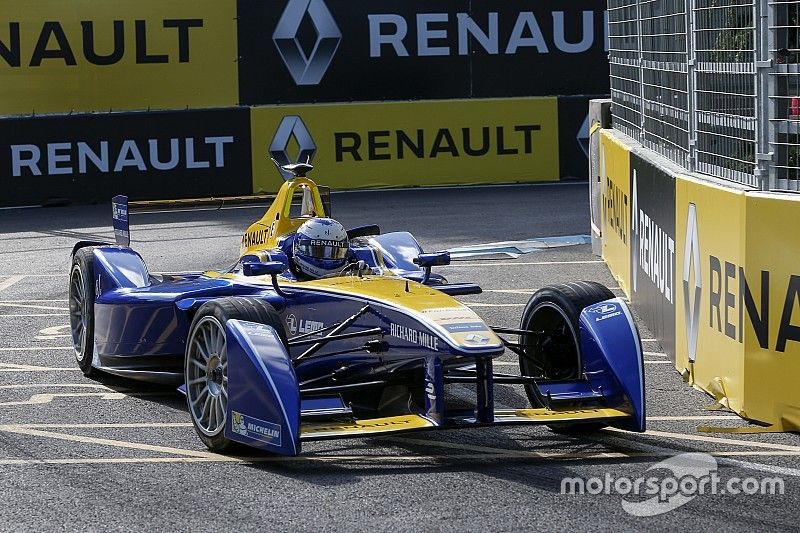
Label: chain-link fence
xmin=772 ymin=0 xmax=800 ymax=190
xmin=609 ymin=0 xmax=799 ymax=190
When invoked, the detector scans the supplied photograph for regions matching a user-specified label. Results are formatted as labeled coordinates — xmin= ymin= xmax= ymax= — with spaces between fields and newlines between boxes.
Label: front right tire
xmin=518 ymin=281 xmax=615 ymax=435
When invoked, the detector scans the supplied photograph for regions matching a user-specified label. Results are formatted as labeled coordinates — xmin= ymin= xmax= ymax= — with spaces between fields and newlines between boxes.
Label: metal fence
xmin=772 ymin=0 xmax=800 ymax=189
xmin=609 ymin=0 xmax=800 ymax=190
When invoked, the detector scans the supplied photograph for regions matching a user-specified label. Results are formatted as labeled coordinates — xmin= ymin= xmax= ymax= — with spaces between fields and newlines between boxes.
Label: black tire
xmin=69 ymin=247 xmax=97 ymax=376
xmin=185 ymin=296 xmax=287 ymax=452
xmin=518 ymin=281 xmax=614 ymax=434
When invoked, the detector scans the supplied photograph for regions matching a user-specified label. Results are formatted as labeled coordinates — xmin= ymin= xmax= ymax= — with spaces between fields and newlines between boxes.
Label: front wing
xmin=223 ymin=295 xmax=645 ymax=456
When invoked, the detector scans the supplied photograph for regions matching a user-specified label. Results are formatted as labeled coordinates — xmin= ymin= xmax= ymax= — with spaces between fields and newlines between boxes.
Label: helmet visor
xmin=295 ymin=242 xmax=349 ymax=260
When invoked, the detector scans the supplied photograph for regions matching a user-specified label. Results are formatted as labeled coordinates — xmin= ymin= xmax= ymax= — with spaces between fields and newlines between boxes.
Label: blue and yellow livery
xmin=68 ymin=164 xmax=645 ymax=456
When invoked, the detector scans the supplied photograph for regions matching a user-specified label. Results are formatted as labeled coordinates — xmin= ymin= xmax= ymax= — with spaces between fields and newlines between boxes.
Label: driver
xmin=292 ymin=218 xmax=351 ymax=280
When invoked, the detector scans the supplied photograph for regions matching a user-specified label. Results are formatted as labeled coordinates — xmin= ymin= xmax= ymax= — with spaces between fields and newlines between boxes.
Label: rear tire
xmin=185 ymin=297 xmax=287 ymax=452
xmin=69 ymin=247 xmax=97 ymax=376
xmin=517 ymin=281 xmax=614 ymax=434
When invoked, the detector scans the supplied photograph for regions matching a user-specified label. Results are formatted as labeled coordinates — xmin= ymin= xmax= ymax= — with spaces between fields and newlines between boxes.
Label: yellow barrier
xmin=600 ymin=129 xmax=800 ymax=430
xmin=599 ymin=132 xmax=632 ymax=295
xmin=674 ymin=177 xmax=747 ymax=415
xmin=250 ymin=98 xmax=560 ymax=193
xmin=742 ymin=193 xmax=800 ymax=429
xmin=0 ymin=0 xmax=238 ymax=115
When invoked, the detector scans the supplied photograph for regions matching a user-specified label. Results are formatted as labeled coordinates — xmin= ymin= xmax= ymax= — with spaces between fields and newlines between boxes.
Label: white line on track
xmin=601 ymin=429 xmax=800 ymax=478
xmin=647 ymin=415 xmax=739 ymax=421
xmin=0 ymin=300 xmax=68 ymax=303
xmin=16 ymin=423 xmax=193 ymax=429
xmin=3 ymin=449 xmax=800 ymax=467
xmin=0 ymin=275 xmax=25 ymax=293
xmin=643 ymin=351 xmax=668 ymax=357
xmin=0 ymin=314 xmax=68 ymax=317
xmin=0 ymin=363 xmax=80 ymax=372
xmin=0 ymin=392 xmax=127 ymax=406
xmin=0 ymin=383 xmax=118 ymax=390
xmin=3 ymin=421 xmax=798 ymax=466
xmin=0 ymin=274 xmax=60 ymax=277
xmin=482 ymin=289 xmax=536 ymax=295
xmin=625 ymin=428 xmax=800 ymax=453
xmin=0 ymin=303 xmax=68 ymax=311
xmin=0 ymin=457 xmax=224 ymax=466
xmin=0 ymin=365 xmax=80 ymax=373
xmin=448 ymin=260 xmax=605 ymax=267
xmin=36 ymin=325 xmax=70 ymax=338
xmin=464 ymin=303 xmax=525 ymax=308
xmin=0 ymin=346 xmax=73 ymax=351
xmin=0 ymin=425 xmax=227 ymax=460
xmin=390 ymin=437 xmax=800 ymax=463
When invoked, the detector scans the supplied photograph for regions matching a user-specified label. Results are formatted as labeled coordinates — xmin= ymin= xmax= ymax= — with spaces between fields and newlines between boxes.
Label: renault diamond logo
xmin=683 ymin=203 xmax=702 ymax=363
xmin=273 ymin=0 xmax=341 ymax=85
xmin=269 ymin=116 xmax=317 ymax=180
xmin=464 ymin=333 xmax=490 ymax=345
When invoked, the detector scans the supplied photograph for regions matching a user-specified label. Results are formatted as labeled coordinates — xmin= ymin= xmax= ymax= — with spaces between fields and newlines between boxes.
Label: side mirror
xmin=242 ymin=261 xmax=286 ymax=277
xmin=414 ymin=252 xmax=451 ymax=268
xmin=413 ymin=251 xmax=450 ymax=284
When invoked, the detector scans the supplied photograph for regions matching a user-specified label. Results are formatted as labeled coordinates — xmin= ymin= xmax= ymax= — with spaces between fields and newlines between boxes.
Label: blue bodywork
xmin=225 ymin=320 xmax=301 ymax=456
xmin=77 ymin=226 xmax=646 ymax=455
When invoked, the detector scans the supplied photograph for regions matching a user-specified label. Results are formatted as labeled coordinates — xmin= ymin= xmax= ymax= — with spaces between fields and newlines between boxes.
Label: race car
xmin=68 ymin=163 xmax=645 ymax=456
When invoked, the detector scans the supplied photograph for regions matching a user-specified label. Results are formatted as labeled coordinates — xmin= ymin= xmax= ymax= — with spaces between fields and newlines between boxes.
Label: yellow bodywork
xmin=239 ymin=177 xmax=327 ymax=257
xmin=202 ymin=271 xmax=504 ymax=353
xmin=223 ymin=175 xmax=504 ymax=353
xmin=299 ymin=408 xmax=630 ymax=439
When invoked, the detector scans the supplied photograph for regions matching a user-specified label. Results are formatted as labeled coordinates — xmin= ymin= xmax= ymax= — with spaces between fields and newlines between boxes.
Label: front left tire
xmin=69 ymin=247 xmax=97 ymax=376
xmin=185 ymin=297 xmax=287 ymax=452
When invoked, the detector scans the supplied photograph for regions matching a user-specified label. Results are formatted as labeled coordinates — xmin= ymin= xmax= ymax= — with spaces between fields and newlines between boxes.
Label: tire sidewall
xmin=69 ymin=248 xmax=96 ymax=375
xmin=518 ymin=282 xmax=615 ymax=405
xmin=184 ymin=297 xmax=286 ymax=452
xmin=519 ymin=291 xmax=583 ymax=383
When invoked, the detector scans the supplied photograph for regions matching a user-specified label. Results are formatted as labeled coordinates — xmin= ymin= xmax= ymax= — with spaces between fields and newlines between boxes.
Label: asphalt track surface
xmin=0 ymin=183 xmax=797 ymax=532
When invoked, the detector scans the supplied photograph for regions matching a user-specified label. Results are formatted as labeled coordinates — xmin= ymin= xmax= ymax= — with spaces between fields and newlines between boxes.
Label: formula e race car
xmin=68 ymin=164 xmax=645 ymax=456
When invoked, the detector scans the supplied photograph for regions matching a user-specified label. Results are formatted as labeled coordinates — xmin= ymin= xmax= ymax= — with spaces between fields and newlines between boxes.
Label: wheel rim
xmin=186 ymin=316 xmax=228 ymax=436
xmin=520 ymin=302 xmax=579 ymax=380
xmin=69 ymin=266 xmax=87 ymax=362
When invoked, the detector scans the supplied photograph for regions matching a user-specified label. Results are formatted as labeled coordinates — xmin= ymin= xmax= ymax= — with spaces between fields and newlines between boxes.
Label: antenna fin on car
xmin=111 ymin=195 xmax=130 ymax=247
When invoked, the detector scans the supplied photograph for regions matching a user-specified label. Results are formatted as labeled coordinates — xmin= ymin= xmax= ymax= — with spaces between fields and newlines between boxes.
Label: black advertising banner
xmin=237 ymin=0 xmax=470 ymax=104
xmin=558 ymin=95 xmax=604 ymax=179
xmin=237 ymin=0 xmax=609 ymax=105
xmin=470 ymin=0 xmax=609 ymax=98
xmin=630 ymin=152 xmax=676 ymax=358
xmin=0 ymin=108 xmax=252 ymax=207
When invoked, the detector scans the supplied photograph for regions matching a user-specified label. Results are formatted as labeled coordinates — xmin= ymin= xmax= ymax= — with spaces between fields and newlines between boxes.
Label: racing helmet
xmin=293 ymin=218 xmax=350 ymax=279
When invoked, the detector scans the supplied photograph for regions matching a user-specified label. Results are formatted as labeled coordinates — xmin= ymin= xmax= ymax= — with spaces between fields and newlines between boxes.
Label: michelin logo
xmin=231 ymin=411 xmax=282 ymax=447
